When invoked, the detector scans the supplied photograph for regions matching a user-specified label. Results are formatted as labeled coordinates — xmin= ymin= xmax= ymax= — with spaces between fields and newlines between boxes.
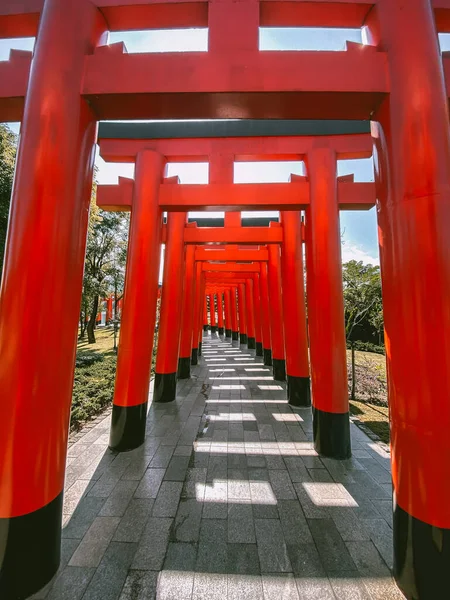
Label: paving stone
xmin=132 ymin=518 xmax=173 ymax=570
xmin=328 ymin=507 xmax=371 ymax=542
xmin=227 ymin=543 xmax=260 ymax=575
xmin=152 ymin=481 xmax=183 ymax=517
xmin=62 ymin=497 xmax=105 ymax=539
xmin=262 ymin=573 xmax=300 ymax=600
xmin=278 ymin=499 xmax=313 ymax=545
xmin=46 ymin=567 xmax=95 ymax=600
xmin=307 ymin=518 xmax=357 ymax=574
xmin=113 ymin=499 xmax=154 ymax=543
xmin=329 ymin=572 xmax=372 ymax=600
xmin=99 ymin=480 xmax=139 ymax=517
xmin=255 ymin=519 xmax=292 ymax=573
xmin=164 ymin=542 xmax=197 ymax=570
xmin=173 ymin=498 xmax=203 ymax=542
xmin=192 ymin=573 xmax=227 ymax=600
xmin=227 ymin=574 xmax=264 ymax=600
xmin=119 ymin=570 xmax=158 ymax=600
xmin=294 ymin=577 xmax=336 ymax=600
xmin=363 ymin=519 xmax=394 ymax=569
xmin=82 ymin=541 xmax=137 ymax=600
xmin=268 ymin=470 xmax=297 ymax=500
xmin=182 ymin=468 xmax=207 ymax=499
xmin=134 ymin=468 xmax=166 ymax=499
xmin=149 ymin=446 xmax=175 ymax=468
xmin=228 ymin=504 xmax=256 ymax=543
xmin=69 ymin=517 xmax=121 ymax=568
xmin=165 ymin=456 xmax=191 ymax=481
xmin=196 ymin=541 xmax=228 ymax=573
xmin=199 ymin=518 xmax=227 ymax=543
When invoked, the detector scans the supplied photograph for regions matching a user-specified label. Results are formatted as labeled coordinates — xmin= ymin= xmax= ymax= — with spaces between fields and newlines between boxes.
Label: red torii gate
xmin=1 ymin=0 xmax=450 ymax=598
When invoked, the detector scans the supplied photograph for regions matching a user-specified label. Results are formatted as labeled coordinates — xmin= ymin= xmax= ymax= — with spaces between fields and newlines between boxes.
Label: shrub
xmin=347 ymin=340 xmax=385 ymax=355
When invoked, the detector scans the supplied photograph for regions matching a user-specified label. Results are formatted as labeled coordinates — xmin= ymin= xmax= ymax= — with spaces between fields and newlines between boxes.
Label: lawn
xmin=347 ymin=348 xmax=390 ymax=444
xmin=71 ymin=327 xmax=117 ymax=430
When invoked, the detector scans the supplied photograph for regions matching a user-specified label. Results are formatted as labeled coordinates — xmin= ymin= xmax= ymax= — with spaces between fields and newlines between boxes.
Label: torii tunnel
xmin=1 ymin=0 xmax=450 ymax=598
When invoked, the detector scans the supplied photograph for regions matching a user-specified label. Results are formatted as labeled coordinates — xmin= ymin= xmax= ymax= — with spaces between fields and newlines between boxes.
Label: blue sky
xmin=3 ymin=28 xmax=450 ymax=266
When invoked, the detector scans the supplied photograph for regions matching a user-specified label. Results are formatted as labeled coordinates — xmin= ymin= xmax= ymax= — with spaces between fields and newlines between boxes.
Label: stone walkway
xmin=31 ymin=334 xmax=404 ymax=599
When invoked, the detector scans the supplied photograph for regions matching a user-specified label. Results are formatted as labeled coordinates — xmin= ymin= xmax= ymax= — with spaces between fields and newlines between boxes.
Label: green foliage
xmin=0 ymin=125 xmax=18 ymax=276
xmin=346 ymin=340 xmax=385 ymax=355
xmin=342 ymin=260 xmax=384 ymax=344
xmin=71 ymin=353 xmax=116 ymax=429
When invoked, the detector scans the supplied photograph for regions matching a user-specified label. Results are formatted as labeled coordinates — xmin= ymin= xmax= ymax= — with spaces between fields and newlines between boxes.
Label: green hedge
xmin=347 ymin=340 xmax=385 ymax=355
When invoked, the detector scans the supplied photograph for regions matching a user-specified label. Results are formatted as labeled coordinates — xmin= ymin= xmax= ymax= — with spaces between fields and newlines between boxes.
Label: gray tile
xmin=294 ymin=577 xmax=335 ymax=600
xmin=192 ymin=573 xmax=227 ymax=600
xmin=152 ymin=481 xmax=183 ymax=517
xmin=228 ymin=504 xmax=256 ymax=543
xmin=149 ymin=446 xmax=175 ymax=468
xmin=182 ymin=468 xmax=207 ymax=499
xmin=69 ymin=517 xmax=121 ymax=568
xmin=62 ymin=497 xmax=105 ymax=539
xmin=82 ymin=542 xmax=137 ymax=600
xmin=262 ymin=573 xmax=300 ymax=600
xmin=134 ymin=468 xmax=166 ymax=499
xmin=328 ymin=507 xmax=370 ymax=542
xmin=165 ymin=456 xmax=191 ymax=481
xmin=157 ymin=569 xmax=195 ymax=600
xmin=363 ymin=519 xmax=394 ymax=569
xmin=113 ymin=499 xmax=154 ymax=543
xmin=255 ymin=519 xmax=292 ymax=573
xmin=132 ymin=518 xmax=173 ymax=570
xmin=268 ymin=470 xmax=296 ymax=500
xmin=164 ymin=542 xmax=197 ymax=570
xmin=199 ymin=518 xmax=227 ymax=543
xmin=307 ymin=518 xmax=357 ymax=574
xmin=278 ymin=500 xmax=313 ymax=545
xmin=287 ymin=542 xmax=325 ymax=577
xmin=227 ymin=543 xmax=260 ymax=575
xmin=196 ymin=541 xmax=228 ymax=573
xmin=119 ymin=570 xmax=158 ymax=600
xmin=227 ymin=574 xmax=263 ymax=600
xmin=329 ymin=572 xmax=372 ymax=600
xmin=46 ymin=567 xmax=95 ymax=600
xmin=173 ymin=498 xmax=203 ymax=542
xmin=99 ymin=480 xmax=138 ymax=517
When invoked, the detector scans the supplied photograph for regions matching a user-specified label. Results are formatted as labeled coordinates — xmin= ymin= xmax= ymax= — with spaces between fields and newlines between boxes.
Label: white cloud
xmin=341 ymin=241 xmax=379 ymax=266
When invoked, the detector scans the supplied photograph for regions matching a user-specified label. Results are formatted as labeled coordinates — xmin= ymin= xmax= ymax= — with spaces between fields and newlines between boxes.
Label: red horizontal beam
xmin=202 ymin=262 xmax=260 ymax=272
xmin=83 ymin=47 xmax=388 ymax=120
xmin=96 ymin=180 xmax=376 ymax=212
xmin=195 ymin=248 xmax=268 ymax=261
xmin=260 ymin=1 xmax=374 ymax=28
xmin=98 ymin=133 xmax=372 ymax=162
xmin=184 ymin=227 xmax=283 ymax=245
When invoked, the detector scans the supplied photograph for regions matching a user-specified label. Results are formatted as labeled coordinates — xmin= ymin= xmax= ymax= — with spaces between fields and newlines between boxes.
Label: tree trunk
xmin=351 ymin=342 xmax=356 ymax=401
xmin=79 ymin=312 xmax=85 ymax=340
xmin=87 ymin=295 xmax=99 ymax=344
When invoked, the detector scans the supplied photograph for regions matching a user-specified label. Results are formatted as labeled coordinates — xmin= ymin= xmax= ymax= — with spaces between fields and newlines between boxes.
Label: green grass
xmin=71 ymin=328 xmax=117 ymax=430
xmin=347 ymin=348 xmax=390 ymax=444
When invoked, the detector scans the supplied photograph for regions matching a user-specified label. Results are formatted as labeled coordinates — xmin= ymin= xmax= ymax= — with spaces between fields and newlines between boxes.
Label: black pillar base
xmin=154 ymin=372 xmax=177 ymax=403
xmin=393 ymin=503 xmax=450 ymax=600
xmin=240 ymin=333 xmax=248 ymax=345
xmin=264 ymin=348 xmax=272 ymax=366
xmin=313 ymin=407 xmax=351 ymax=459
xmin=203 ymin=325 xmax=208 ymax=332
xmin=211 ymin=326 xmax=217 ymax=334
xmin=218 ymin=327 xmax=224 ymax=335
xmin=232 ymin=331 xmax=239 ymax=341
xmin=272 ymin=358 xmax=286 ymax=381
xmin=191 ymin=348 xmax=198 ymax=365
xmin=256 ymin=341 xmax=263 ymax=357
xmin=0 ymin=492 xmax=63 ymax=599
xmin=225 ymin=329 xmax=232 ymax=338
xmin=247 ymin=337 xmax=256 ymax=349
xmin=109 ymin=402 xmax=148 ymax=452
xmin=178 ymin=356 xmax=191 ymax=379
xmin=198 ymin=342 xmax=202 ymax=356
xmin=287 ymin=375 xmax=311 ymax=407
xmin=263 ymin=348 xmax=272 ymax=367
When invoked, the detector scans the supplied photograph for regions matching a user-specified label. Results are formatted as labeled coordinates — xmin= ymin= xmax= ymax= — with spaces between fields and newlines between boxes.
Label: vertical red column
xmin=155 ymin=212 xmax=187 ymax=402
xmin=106 ymin=296 xmax=113 ymax=323
xmin=305 ymin=146 xmax=350 ymax=459
xmin=217 ymin=291 xmax=224 ymax=335
xmin=203 ymin=294 xmax=208 ymax=332
xmin=280 ymin=211 xmax=311 ymax=407
xmin=260 ymin=260 xmax=272 ymax=365
xmin=252 ymin=273 xmax=263 ymax=357
xmin=238 ymin=283 xmax=247 ymax=345
xmin=231 ymin=285 xmax=239 ymax=341
xmin=0 ymin=1 xmax=106 ymax=596
xmin=111 ymin=150 xmax=165 ymax=450
xmin=191 ymin=260 xmax=202 ymax=365
xmin=245 ymin=278 xmax=256 ymax=349
xmin=178 ymin=244 xmax=195 ymax=379
xmin=224 ymin=288 xmax=232 ymax=338
xmin=267 ymin=243 xmax=286 ymax=381
xmin=368 ymin=1 xmax=450 ymax=595
xmin=209 ymin=293 xmax=217 ymax=333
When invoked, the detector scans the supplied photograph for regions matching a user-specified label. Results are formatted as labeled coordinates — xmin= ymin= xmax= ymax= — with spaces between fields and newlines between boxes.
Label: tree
xmin=80 ymin=171 xmax=129 ymax=344
xmin=0 ymin=125 xmax=18 ymax=277
xmin=342 ymin=260 xmax=383 ymax=399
